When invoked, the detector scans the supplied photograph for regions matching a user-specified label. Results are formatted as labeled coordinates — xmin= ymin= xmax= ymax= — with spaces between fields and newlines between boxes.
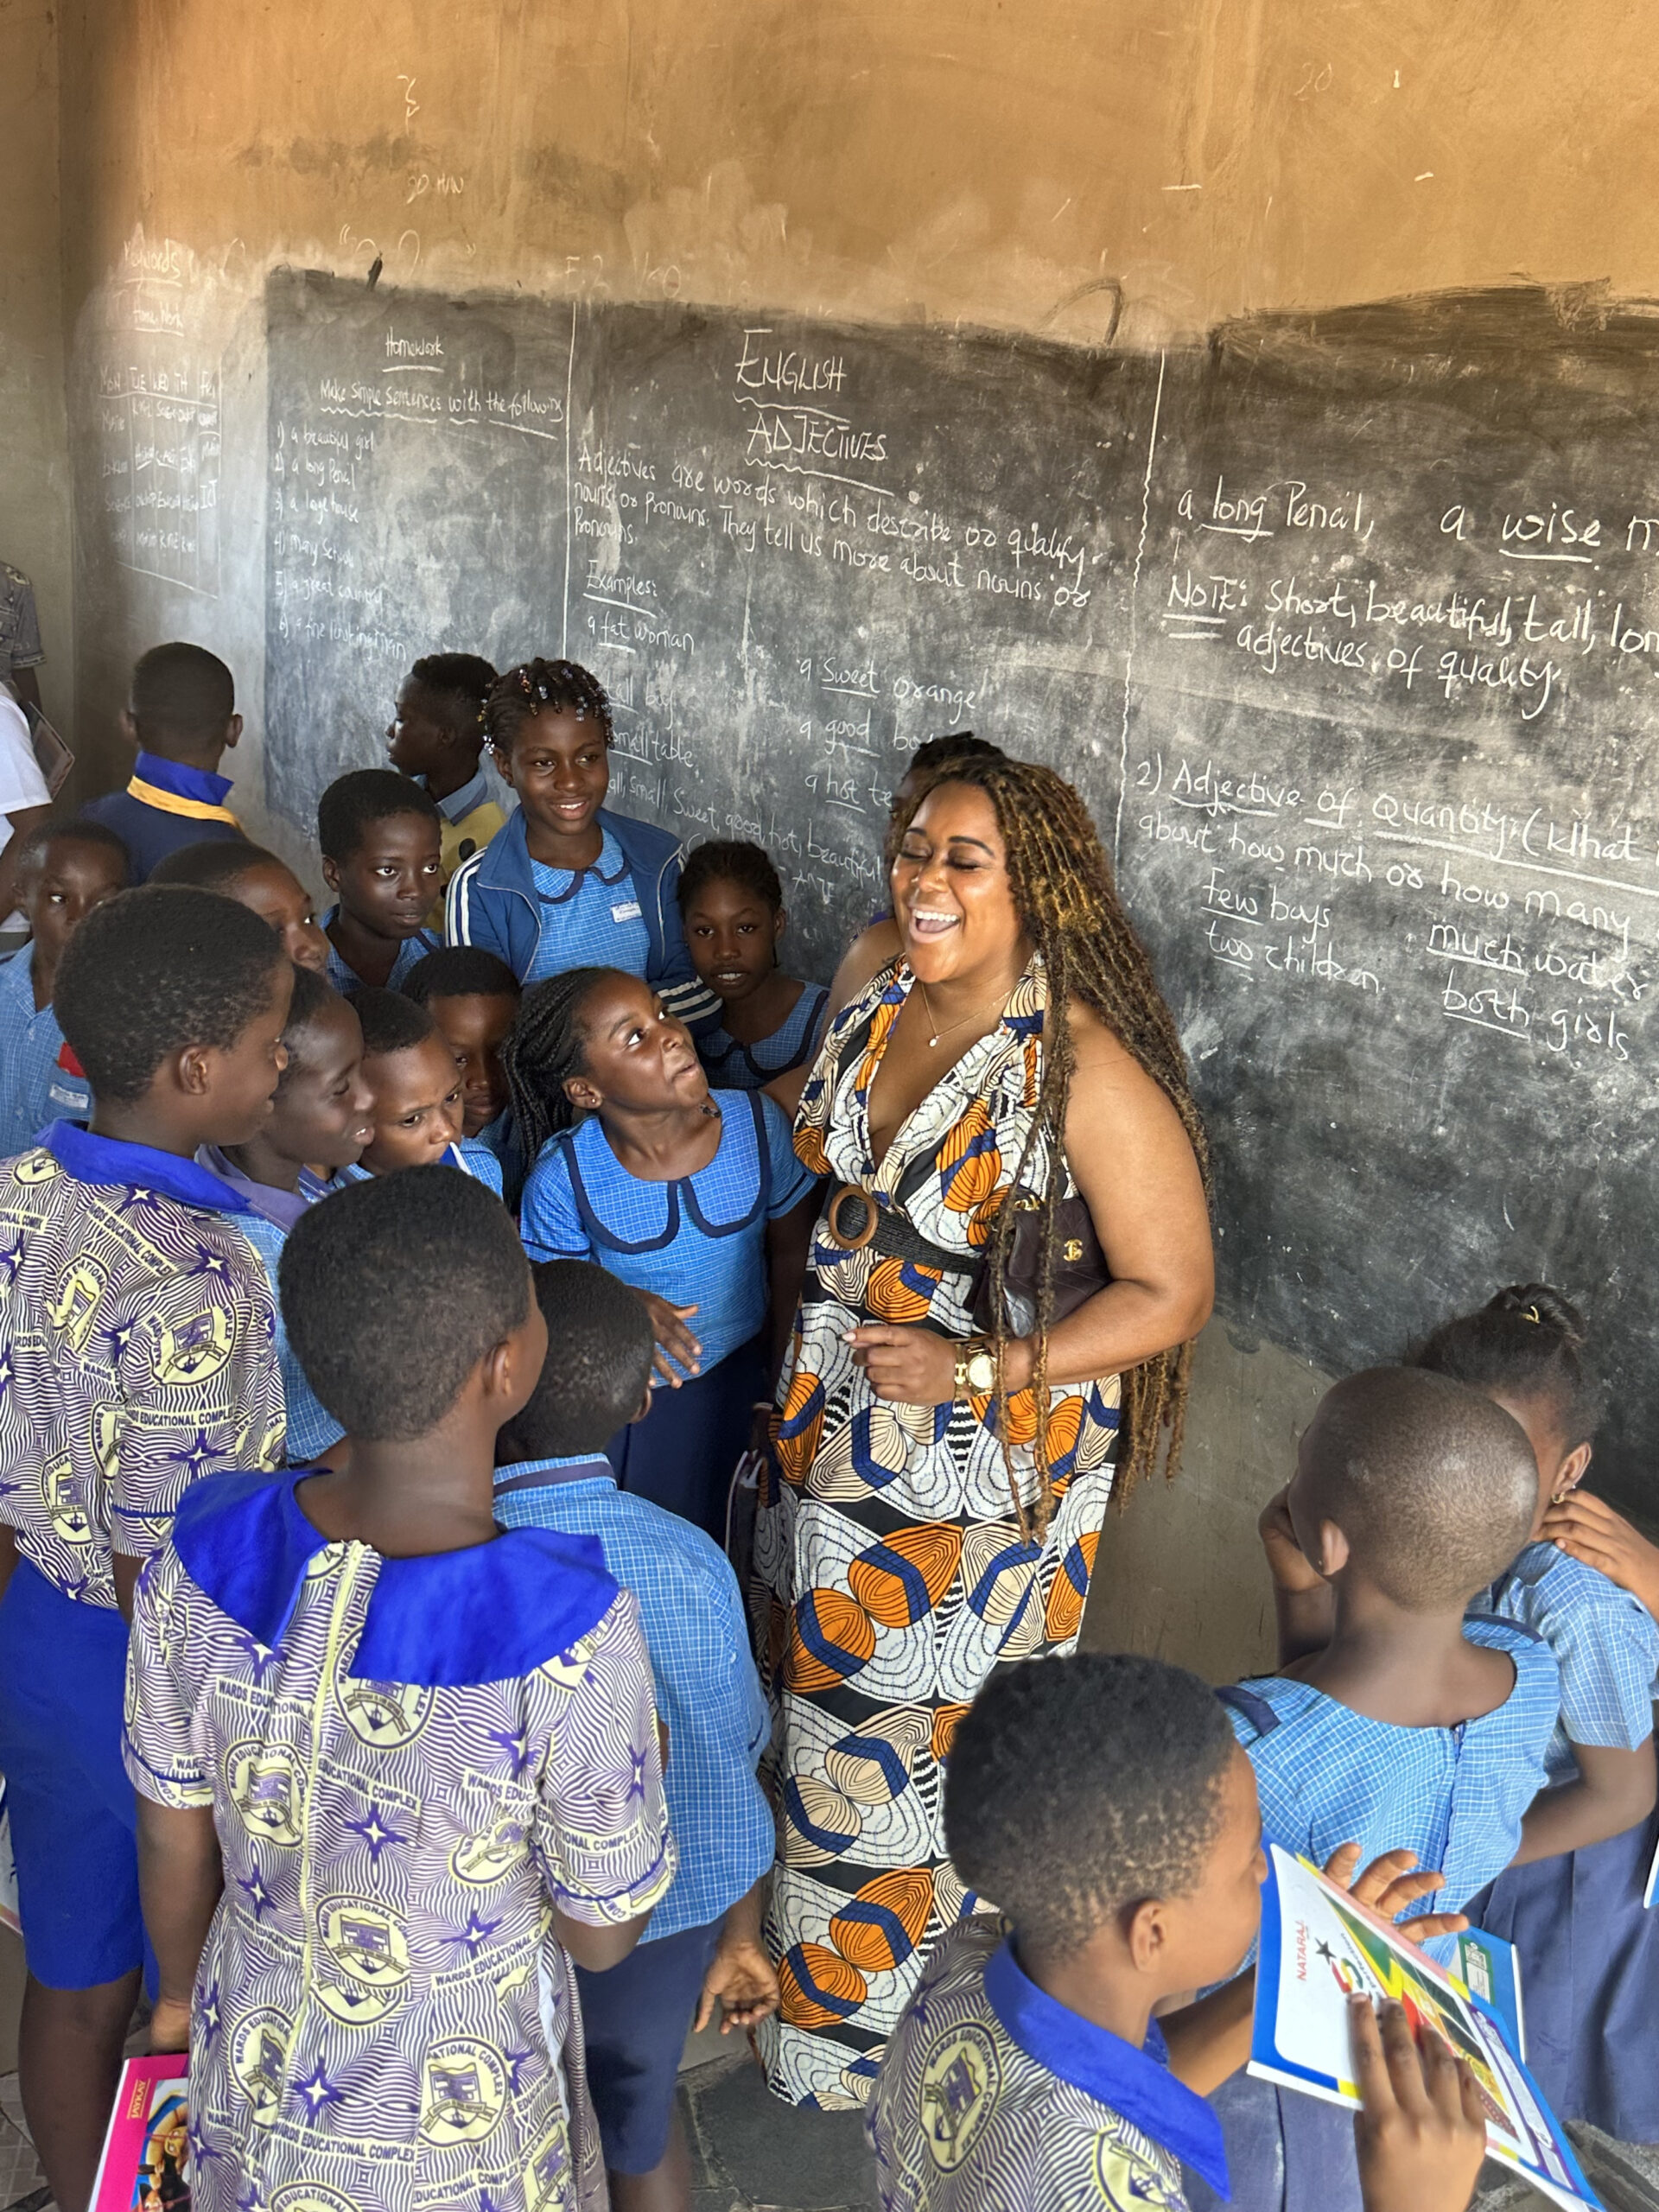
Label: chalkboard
xmin=264 ymin=270 xmax=1659 ymax=1509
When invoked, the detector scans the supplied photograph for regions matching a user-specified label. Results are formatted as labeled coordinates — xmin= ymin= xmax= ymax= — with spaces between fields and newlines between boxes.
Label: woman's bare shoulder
xmin=826 ymin=918 xmax=902 ymax=1020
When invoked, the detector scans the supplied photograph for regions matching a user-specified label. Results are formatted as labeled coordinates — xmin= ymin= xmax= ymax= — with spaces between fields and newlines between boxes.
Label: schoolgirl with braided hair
xmin=753 ymin=754 xmax=1215 ymax=2110
xmin=445 ymin=657 xmax=717 ymax=1034
xmin=506 ymin=964 xmax=820 ymax=1541
xmin=677 ymin=838 xmax=830 ymax=1090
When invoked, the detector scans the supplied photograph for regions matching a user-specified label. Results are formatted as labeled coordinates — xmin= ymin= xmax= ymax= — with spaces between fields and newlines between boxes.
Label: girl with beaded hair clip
xmin=445 ymin=658 xmax=718 ymax=1033
xmin=1411 ymin=1284 xmax=1659 ymax=2145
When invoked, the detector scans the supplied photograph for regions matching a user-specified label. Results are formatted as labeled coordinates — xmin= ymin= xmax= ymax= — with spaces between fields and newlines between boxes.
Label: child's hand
xmin=1350 ymin=1997 xmax=1486 ymax=2212
xmin=694 ymin=1929 xmax=780 ymax=2034
xmin=147 ymin=1995 xmax=191 ymax=2054
xmin=635 ymin=1293 xmax=701 ymax=1384
xmin=1320 ymin=1843 xmax=1470 ymax=1948
xmin=1541 ymin=1490 xmax=1659 ymax=1620
xmin=1258 ymin=1486 xmax=1325 ymax=1593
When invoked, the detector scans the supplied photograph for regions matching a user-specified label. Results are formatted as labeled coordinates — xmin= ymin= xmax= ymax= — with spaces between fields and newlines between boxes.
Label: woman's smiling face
xmin=889 ymin=780 xmax=1023 ymax=984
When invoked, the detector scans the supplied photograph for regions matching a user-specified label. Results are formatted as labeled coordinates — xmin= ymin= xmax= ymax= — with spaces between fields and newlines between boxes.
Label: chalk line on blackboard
xmin=1116 ymin=349 xmax=1166 ymax=872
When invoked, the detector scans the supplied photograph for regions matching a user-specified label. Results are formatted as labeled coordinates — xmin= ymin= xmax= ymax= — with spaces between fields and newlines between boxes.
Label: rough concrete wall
xmin=0 ymin=0 xmax=72 ymax=734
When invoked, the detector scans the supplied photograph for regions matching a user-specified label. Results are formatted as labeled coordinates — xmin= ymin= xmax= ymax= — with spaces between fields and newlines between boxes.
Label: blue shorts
xmin=606 ymin=1337 xmax=765 ymax=1544
xmin=575 ymin=1918 xmax=721 ymax=2173
xmin=0 ymin=1559 xmax=144 ymax=1990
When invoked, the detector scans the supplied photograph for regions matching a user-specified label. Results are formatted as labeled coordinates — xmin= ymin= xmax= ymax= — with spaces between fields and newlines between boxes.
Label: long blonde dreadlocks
xmin=887 ymin=755 xmax=1211 ymax=1530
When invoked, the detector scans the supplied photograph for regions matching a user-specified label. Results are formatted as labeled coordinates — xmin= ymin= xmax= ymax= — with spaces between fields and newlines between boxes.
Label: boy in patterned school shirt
xmin=493 ymin=1258 xmax=779 ymax=2211
xmin=126 ymin=1167 xmax=674 ymax=2212
xmin=0 ymin=885 xmax=292 ymax=2212
xmin=1195 ymin=1367 xmax=1560 ymax=2212
xmin=868 ymin=1655 xmax=1491 ymax=2212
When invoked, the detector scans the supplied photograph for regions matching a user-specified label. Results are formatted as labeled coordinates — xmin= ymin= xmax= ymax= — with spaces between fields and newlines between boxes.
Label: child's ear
xmin=118 ymin=709 xmax=140 ymax=751
xmin=563 ymin=1073 xmax=602 ymax=1112
xmin=631 ymin=1382 xmax=653 ymax=1426
xmin=1553 ymin=1441 xmax=1592 ymax=1503
xmin=321 ymin=855 xmax=341 ymax=896
xmin=223 ymin=713 xmax=244 ymax=752
xmin=175 ymin=1043 xmax=214 ymax=1098
xmin=492 ymin=747 xmax=516 ymax=793
xmin=1314 ymin=1519 xmax=1351 ymax=1579
xmin=1123 ymin=1896 xmax=1169 ymax=1974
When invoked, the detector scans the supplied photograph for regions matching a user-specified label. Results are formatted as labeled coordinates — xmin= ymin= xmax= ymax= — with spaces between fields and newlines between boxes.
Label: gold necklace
xmin=916 ymin=977 xmax=1011 ymax=1049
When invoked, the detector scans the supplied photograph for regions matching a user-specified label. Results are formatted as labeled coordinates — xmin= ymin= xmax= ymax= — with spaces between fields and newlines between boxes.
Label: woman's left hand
xmin=848 ymin=1323 xmax=963 ymax=1406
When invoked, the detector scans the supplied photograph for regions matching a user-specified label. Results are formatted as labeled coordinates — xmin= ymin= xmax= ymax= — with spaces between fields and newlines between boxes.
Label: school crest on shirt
xmin=232 ymin=2006 xmax=292 ymax=2126
xmin=918 ymin=2022 xmax=1001 ymax=2171
xmin=334 ymin=1650 xmax=434 ymax=1750
xmin=48 ymin=1260 xmax=106 ymax=1351
xmin=92 ymin=1403 xmax=121 ymax=1477
xmin=1092 ymin=2117 xmax=1185 ymax=2209
xmin=418 ymin=2038 xmax=507 ymax=2145
xmin=271 ymin=2189 xmax=358 ymax=2212
xmin=153 ymin=1304 xmax=236 ymax=1386
xmin=227 ymin=1740 xmax=305 ymax=1846
xmin=10 ymin=1148 xmax=58 ymax=1185
xmin=41 ymin=1454 xmax=92 ymax=1545
xmin=523 ymin=2126 xmax=573 ymax=2212
xmin=314 ymin=1895 xmax=411 ymax=2026
xmin=451 ymin=1810 xmax=532 ymax=1887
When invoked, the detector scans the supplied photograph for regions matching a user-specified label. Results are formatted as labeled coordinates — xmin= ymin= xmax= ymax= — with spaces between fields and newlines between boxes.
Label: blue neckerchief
xmin=983 ymin=1937 xmax=1230 ymax=2198
xmin=171 ymin=1467 xmax=619 ymax=1687
xmin=46 ymin=1119 xmax=254 ymax=1216
xmin=493 ymin=1453 xmax=616 ymax=1501
xmin=131 ymin=750 xmax=235 ymax=807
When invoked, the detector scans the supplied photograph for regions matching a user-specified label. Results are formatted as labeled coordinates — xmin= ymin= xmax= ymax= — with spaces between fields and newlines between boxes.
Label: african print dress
xmin=753 ymin=958 xmax=1120 ymax=2108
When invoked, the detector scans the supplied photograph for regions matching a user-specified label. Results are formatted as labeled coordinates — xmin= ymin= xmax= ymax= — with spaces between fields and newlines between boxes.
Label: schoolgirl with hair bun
xmin=1414 ymin=1282 xmax=1659 ymax=2143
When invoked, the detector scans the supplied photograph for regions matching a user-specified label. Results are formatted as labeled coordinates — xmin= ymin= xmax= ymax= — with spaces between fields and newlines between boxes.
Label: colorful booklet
xmin=90 ymin=2055 xmax=190 ymax=2212
xmin=1251 ymin=1844 xmax=1601 ymax=2212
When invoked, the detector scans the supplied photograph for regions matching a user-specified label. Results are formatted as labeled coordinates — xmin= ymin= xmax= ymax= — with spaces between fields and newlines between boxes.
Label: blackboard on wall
xmin=264 ymin=270 xmax=1659 ymax=1510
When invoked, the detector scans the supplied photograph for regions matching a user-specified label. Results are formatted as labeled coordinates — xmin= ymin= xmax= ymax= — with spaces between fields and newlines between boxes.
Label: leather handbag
xmin=971 ymin=1192 xmax=1111 ymax=1338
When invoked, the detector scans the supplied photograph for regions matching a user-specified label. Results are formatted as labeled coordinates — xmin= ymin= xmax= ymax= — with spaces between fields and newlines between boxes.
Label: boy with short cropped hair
xmin=0 ymin=884 xmax=291 ymax=2212
xmin=386 ymin=652 xmax=507 ymax=918
xmin=317 ymin=768 xmax=443 ymax=992
xmin=1198 ymin=1366 xmax=1560 ymax=2212
xmin=125 ymin=1167 xmax=674 ymax=2212
xmin=404 ymin=943 xmax=523 ymax=1192
xmin=81 ymin=643 xmax=246 ymax=879
xmin=870 ymin=1654 xmax=1488 ymax=2212
xmin=0 ymin=820 xmax=127 ymax=1154
xmin=150 ymin=836 xmax=330 ymax=973
xmin=493 ymin=1259 xmax=778 ymax=2212
xmin=346 ymin=986 xmax=504 ymax=1191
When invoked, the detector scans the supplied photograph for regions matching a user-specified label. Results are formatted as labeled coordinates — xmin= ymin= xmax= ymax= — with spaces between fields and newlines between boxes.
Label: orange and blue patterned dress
xmin=752 ymin=957 xmax=1121 ymax=2108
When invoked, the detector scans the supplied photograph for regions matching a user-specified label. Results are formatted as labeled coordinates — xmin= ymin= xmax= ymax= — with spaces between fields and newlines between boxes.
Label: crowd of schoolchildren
xmin=0 ymin=632 xmax=1654 ymax=2212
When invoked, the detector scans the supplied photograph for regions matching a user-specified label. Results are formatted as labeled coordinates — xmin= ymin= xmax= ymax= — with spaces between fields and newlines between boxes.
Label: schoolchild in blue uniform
xmin=317 ymin=768 xmax=444 ymax=993
xmin=677 ymin=839 xmax=829 ymax=1092
xmin=870 ymin=1653 xmax=1490 ymax=2212
xmin=0 ymin=821 xmax=126 ymax=1156
xmin=150 ymin=836 xmax=331 ymax=974
xmin=1414 ymin=1285 xmax=1659 ymax=2144
xmin=80 ymin=643 xmax=247 ymax=880
xmin=494 ymin=1259 xmax=780 ymax=2211
xmin=199 ymin=967 xmax=377 ymax=1462
xmin=508 ymin=966 xmax=819 ymax=1541
xmin=404 ymin=944 xmax=525 ymax=1202
xmin=0 ymin=885 xmax=290 ymax=2212
xmin=446 ymin=658 xmax=716 ymax=1032
xmin=1198 ymin=1367 xmax=1560 ymax=2212
xmin=342 ymin=985 xmax=504 ymax=1192
xmin=126 ymin=1167 xmax=674 ymax=2212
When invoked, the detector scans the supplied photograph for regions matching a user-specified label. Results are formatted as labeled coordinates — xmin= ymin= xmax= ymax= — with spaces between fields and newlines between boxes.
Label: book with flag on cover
xmin=91 ymin=2055 xmax=189 ymax=2212
xmin=1251 ymin=1843 xmax=1599 ymax=2212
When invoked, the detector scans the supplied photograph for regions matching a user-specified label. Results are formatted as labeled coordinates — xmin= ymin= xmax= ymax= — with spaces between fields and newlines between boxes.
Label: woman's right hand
xmin=635 ymin=1293 xmax=701 ymax=1385
xmin=1541 ymin=1489 xmax=1659 ymax=1620
xmin=1350 ymin=1997 xmax=1486 ymax=2212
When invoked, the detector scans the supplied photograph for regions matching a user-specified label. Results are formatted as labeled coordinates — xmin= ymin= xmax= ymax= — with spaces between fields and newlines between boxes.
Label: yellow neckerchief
xmin=125 ymin=774 xmax=241 ymax=827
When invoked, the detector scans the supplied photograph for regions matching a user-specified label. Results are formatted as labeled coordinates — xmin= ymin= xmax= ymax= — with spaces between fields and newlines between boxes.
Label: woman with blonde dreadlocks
xmin=753 ymin=756 xmax=1214 ymax=2110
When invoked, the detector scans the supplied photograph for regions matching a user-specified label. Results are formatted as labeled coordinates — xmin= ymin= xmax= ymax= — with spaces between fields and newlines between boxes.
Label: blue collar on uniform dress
xmin=46 ymin=1119 xmax=255 ymax=1215
xmin=983 ymin=1938 xmax=1231 ymax=2198
xmin=421 ymin=766 xmax=492 ymax=824
xmin=171 ymin=1467 xmax=620 ymax=1686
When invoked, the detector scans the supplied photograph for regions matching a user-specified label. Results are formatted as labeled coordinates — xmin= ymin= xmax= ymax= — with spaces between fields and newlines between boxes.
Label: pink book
xmin=90 ymin=2055 xmax=190 ymax=2212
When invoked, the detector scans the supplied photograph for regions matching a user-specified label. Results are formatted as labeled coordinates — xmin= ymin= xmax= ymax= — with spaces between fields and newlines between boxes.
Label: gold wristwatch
xmin=953 ymin=1338 xmax=998 ymax=1400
